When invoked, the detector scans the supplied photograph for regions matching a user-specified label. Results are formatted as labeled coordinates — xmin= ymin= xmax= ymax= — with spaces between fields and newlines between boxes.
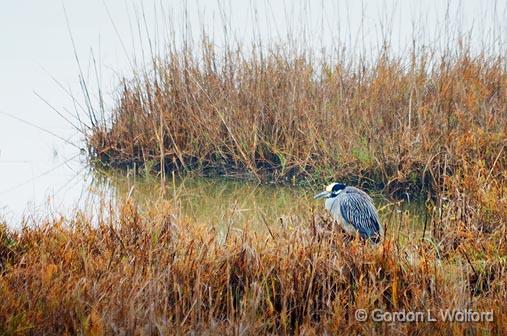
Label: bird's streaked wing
xmin=339 ymin=189 xmax=381 ymax=240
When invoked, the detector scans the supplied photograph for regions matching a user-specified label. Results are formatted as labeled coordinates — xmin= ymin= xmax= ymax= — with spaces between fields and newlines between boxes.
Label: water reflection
xmin=94 ymin=169 xmax=429 ymax=236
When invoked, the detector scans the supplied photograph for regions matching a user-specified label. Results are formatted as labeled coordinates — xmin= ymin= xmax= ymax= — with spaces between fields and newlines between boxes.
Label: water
xmin=0 ymin=0 xmax=500 ymax=227
xmin=93 ymin=170 xmax=428 ymax=236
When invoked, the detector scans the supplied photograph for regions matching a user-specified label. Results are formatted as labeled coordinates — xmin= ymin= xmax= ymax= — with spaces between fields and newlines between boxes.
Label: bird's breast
xmin=324 ymin=197 xmax=336 ymax=212
xmin=325 ymin=197 xmax=357 ymax=235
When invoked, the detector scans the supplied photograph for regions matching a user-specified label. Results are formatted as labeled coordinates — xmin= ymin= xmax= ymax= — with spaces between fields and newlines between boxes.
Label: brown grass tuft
xmin=0 ymin=195 xmax=505 ymax=335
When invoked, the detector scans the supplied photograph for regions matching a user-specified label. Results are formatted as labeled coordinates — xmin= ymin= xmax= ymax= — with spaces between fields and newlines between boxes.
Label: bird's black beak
xmin=314 ymin=191 xmax=331 ymax=199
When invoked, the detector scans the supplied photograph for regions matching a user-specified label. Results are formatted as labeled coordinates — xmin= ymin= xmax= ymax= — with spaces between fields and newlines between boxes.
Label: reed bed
xmin=0 ymin=188 xmax=505 ymax=335
xmin=2 ymin=5 xmax=505 ymax=334
xmin=87 ymin=38 xmax=507 ymax=196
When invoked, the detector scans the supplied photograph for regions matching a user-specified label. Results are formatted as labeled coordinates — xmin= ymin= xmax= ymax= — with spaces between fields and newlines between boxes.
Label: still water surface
xmin=94 ymin=170 xmax=428 ymax=235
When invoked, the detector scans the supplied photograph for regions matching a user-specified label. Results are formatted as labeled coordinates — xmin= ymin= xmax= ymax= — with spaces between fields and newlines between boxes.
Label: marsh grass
xmin=86 ymin=37 xmax=507 ymax=197
xmin=1 ymin=3 xmax=505 ymax=334
xmin=0 ymin=192 xmax=504 ymax=335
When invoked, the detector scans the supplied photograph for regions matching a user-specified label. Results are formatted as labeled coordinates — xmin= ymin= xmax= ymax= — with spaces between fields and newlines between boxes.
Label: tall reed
xmin=87 ymin=38 xmax=506 ymax=197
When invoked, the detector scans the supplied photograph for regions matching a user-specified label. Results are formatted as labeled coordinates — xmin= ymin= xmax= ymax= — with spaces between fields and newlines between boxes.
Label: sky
xmin=0 ymin=0 xmax=505 ymax=225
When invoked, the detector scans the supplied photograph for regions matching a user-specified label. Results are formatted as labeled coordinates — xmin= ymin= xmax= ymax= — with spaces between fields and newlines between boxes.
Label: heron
xmin=314 ymin=183 xmax=383 ymax=243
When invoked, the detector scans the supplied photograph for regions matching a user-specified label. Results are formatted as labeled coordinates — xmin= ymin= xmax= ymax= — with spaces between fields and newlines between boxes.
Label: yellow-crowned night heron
xmin=314 ymin=183 xmax=383 ymax=243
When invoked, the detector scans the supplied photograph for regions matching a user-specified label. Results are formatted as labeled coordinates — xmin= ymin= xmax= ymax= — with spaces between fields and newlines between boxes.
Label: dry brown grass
xmin=2 ymin=141 xmax=507 ymax=334
xmin=0 ymin=187 xmax=505 ymax=335
xmin=3 ymin=125 xmax=507 ymax=334
xmin=2 ymin=6 xmax=506 ymax=335
xmin=87 ymin=40 xmax=507 ymax=197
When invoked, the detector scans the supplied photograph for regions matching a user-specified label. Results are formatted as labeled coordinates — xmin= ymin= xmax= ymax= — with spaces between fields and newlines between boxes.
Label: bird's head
xmin=314 ymin=182 xmax=346 ymax=199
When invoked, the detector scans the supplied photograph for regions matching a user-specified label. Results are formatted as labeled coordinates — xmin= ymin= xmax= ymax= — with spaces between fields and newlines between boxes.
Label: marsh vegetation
xmin=1 ymin=2 xmax=506 ymax=335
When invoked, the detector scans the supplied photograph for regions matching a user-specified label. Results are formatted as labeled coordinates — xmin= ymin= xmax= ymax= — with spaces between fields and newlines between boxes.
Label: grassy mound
xmin=87 ymin=42 xmax=506 ymax=196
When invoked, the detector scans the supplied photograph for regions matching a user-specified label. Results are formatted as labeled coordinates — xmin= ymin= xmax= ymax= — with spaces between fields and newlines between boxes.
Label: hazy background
xmin=1 ymin=0 xmax=505 ymax=225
